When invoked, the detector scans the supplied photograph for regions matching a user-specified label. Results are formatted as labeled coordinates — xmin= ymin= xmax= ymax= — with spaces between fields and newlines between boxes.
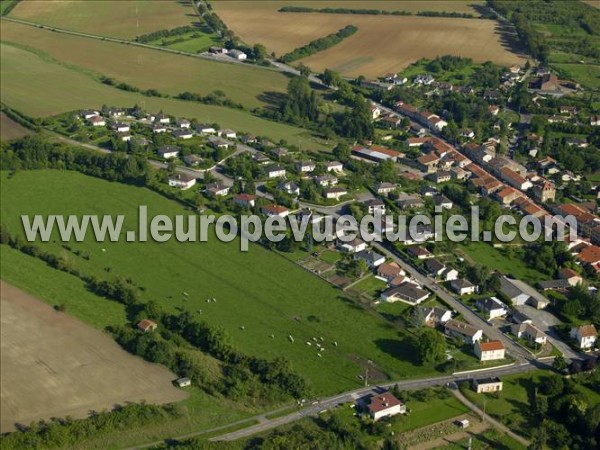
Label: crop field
xmin=212 ymin=1 xmax=524 ymax=77
xmin=0 ymin=170 xmax=436 ymax=395
xmin=0 ymin=43 xmax=324 ymax=149
xmin=10 ymin=0 xmax=196 ymax=39
xmin=0 ymin=113 xmax=31 ymax=141
xmin=1 ymin=21 xmax=289 ymax=110
xmin=0 ymin=280 xmax=187 ymax=433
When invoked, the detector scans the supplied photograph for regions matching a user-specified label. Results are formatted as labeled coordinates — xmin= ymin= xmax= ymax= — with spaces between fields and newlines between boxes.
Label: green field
xmin=0 ymin=43 xmax=326 ymax=149
xmin=0 ymin=169 xmax=437 ymax=395
xmin=148 ymin=30 xmax=221 ymax=54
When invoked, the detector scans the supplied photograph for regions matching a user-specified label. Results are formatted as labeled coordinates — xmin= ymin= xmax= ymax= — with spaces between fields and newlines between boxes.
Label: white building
xmin=474 ymin=340 xmax=506 ymax=361
xmin=570 ymin=325 xmax=598 ymax=349
xmin=168 ymin=173 xmax=196 ymax=190
xmin=366 ymin=392 xmax=406 ymax=421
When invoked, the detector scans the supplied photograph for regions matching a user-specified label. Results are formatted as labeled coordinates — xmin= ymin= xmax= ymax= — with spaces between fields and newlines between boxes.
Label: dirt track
xmin=0 ymin=281 xmax=188 ymax=432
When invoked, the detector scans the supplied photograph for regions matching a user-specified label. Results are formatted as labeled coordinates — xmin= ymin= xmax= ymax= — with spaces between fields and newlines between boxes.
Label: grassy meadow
xmin=0 ymin=43 xmax=326 ymax=149
xmin=0 ymin=169 xmax=437 ymax=395
xmin=1 ymin=21 xmax=289 ymax=110
xmin=10 ymin=0 xmax=196 ymax=39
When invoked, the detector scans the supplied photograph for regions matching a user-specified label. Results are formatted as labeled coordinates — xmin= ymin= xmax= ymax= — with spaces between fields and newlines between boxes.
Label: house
xmin=421 ymin=306 xmax=452 ymax=326
xmin=176 ymin=118 xmax=191 ymax=129
xmin=566 ymin=137 xmax=588 ymax=148
xmin=240 ymin=134 xmax=257 ymax=144
xmin=314 ymin=174 xmax=338 ymax=187
xmin=168 ymin=173 xmax=196 ymax=190
xmin=474 ymin=341 xmax=506 ymax=361
xmin=473 ymin=377 xmax=503 ymax=393
xmin=500 ymin=277 xmax=530 ymax=306
xmin=81 ymin=109 xmax=99 ymax=120
xmin=262 ymin=204 xmax=290 ymax=218
xmin=235 ymin=193 xmax=257 ymax=208
xmin=494 ymin=186 xmax=523 ymax=206
xmin=407 ymin=246 xmax=433 ymax=260
xmin=459 ymin=128 xmax=475 ymax=139
xmin=220 ymin=129 xmax=237 ymax=139
xmin=112 ymin=122 xmax=130 ymax=133
xmin=205 ymin=182 xmax=230 ymax=197
xmin=575 ymin=245 xmax=600 ymax=273
xmin=570 ymin=325 xmax=598 ymax=350
xmin=374 ymin=182 xmax=396 ymax=195
xmin=429 ymin=170 xmax=452 ymax=184
xmin=381 ymin=283 xmax=429 ymax=305
xmin=417 ymin=153 xmax=440 ymax=173
xmin=252 ymin=153 xmax=271 ymax=165
xmin=228 ymin=49 xmax=247 ymax=60
xmin=366 ymin=392 xmax=406 ymax=421
xmin=370 ymin=104 xmax=382 ymax=120
xmin=195 ymin=124 xmax=217 ymax=135
xmin=209 ymin=137 xmax=233 ymax=150
xmin=137 ymin=319 xmax=157 ymax=332
xmin=172 ymin=129 xmax=193 ymax=140
xmin=425 ymin=258 xmax=445 ymax=277
xmin=531 ymin=179 xmax=556 ymax=203
xmin=296 ymin=161 xmax=317 ymax=173
xmin=326 ymin=161 xmax=344 ymax=172
xmin=451 ymin=167 xmax=470 ymax=181
xmin=174 ymin=377 xmax=191 ymax=388
xmin=278 ymin=180 xmax=300 ymax=196
xmin=265 ymin=165 xmax=286 ymax=179
xmin=396 ymin=193 xmax=424 ymax=210
xmin=414 ymin=74 xmax=435 ymax=85
xmin=88 ymin=116 xmax=106 ymax=127
xmin=363 ymin=198 xmax=386 ymax=215
xmin=475 ymin=297 xmax=508 ymax=320
xmin=325 ymin=187 xmax=348 ymax=200
xmin=558 ymin=268 xmax=582 ymax=286
xmin=270 ymin=147 xmax=289 ymax=159
xmin=338 ymin=238 xmax=367 ymax=254
xmin=590 ymin=115 xmax=600 ymax=126
xmin=500 ymin=167 xmax=532 ymax=191
xmin=158 ymin=145 xmax=180 ymax=159
xmin=376 ymin=262 xmax=405 ymax=283
xmin=183 ymin=154 xmax=203 ymax=166
xmin=152 ymin=124 xmax=167 ymax=133
xmin=511 ymin=322 xmax=547 ymax=345
xmin=352 ymin=145 xmax=404 ymax=163
xmin=354 ymin=250 xmax=385 ymax=268
xmin=488 ymin=105 xmax=500 ymax=116
xmin=450 ymin=278 xmax=476 ymax=296
xmin=209 ymin=46 xmax=228 ymax=54
xmin=538 ymin=279 xmax=571 ymax=291
xmin=444 ymin=319 xmax=483 ymax=344
xmin=156 ymin=113 xmax=170 ymax=124
xmin=434 ymin=195 xmax=453 ymax=210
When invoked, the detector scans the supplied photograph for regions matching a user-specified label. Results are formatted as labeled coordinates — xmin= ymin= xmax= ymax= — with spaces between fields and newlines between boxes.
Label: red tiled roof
xmin=368 ymin=393 xmax=402 ymax=413
xmin=478 ymin=340 xmax=505 ymax=352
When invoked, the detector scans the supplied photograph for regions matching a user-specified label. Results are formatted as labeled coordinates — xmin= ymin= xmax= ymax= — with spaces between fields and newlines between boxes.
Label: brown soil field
xmin=11 ymin=0 xmax=196 ymax=39
xmin=0 ymin=113 xmax=31 ymax=141
xmin=213 ymin=1 xmax=525 ymax=77
xmin=0 ymin=281 xmax=188 ymax=432
xmin=0 ymin=21 xmax=289 ymax=110
xmin=582 ymin=0 xmax=600 ymax=9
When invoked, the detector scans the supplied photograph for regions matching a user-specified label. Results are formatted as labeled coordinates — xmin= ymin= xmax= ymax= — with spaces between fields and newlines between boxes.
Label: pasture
xmin=0 ymin=170 xmax=435 ymax=395
xmin=10 ymin=0 xmax=196 ymax=39
xmin=0 ymin=113 xmax=31 ymax=141
xmin=212 ymin=1 xmax=524 ymax=77
xmin=0 ymin=280 xmax=188 ymax=433
xmin=0 ymin=43 xmax=324 ymax=149
xmin=1 ymin=21 xmax=288 ymax=110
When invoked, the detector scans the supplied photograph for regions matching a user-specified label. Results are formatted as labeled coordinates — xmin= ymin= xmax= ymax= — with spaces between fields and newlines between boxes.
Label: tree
xmin=414 ymin=328 xmax=447 ymax=365
xmin=408 ymin=307 xmax=425 ymax=328
xmin=252 ymin=43 xmax=267 ymax=61
xmin=332 ymin=142 xmax=351 ymax=162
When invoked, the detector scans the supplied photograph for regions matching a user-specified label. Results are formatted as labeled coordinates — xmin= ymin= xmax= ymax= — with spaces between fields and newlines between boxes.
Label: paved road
xmin=211 ymin=361 xmax=537 ymax=442
xmin=451 ymin=389 xmax=530 ymax=447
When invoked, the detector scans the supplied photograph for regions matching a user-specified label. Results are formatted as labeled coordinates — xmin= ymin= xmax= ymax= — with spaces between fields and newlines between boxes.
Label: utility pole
xmin=482 ymin=397 xmax=487 ymax=422
xmin=364 ymin=367 xmax=369 ymax=387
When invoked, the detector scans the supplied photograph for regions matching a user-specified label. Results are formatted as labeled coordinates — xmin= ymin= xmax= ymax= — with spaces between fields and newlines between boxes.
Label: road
xmin=210 ymin=361 xmax=537 ymax=442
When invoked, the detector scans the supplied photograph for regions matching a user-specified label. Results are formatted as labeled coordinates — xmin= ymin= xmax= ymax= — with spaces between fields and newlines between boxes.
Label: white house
xmin=177 ymin=119 xmax=191 ymax=129
xmin=354 ymin=250 xmax=385 ymax=268
xmin=173 ymin=129 xmax=194 ymax=140
xmin=314 ymin=174 xmax=338 ymax=187
xmin=262 ymin=204 xmax=290 ymax=218
xmin=366 ymin=392 xmax=406 ymax=421
xmin=156 ymin=114 xmax=170 ymax=124
xmin=441 ymin=267 xmax=459 ymax=282
xmin=325 ymin=187 xmax=347 ymax=200
xmin=421 ymin=306 xmax=452 ymax=326
xmin=112 ymin=122 xmax=130 ymax=133
xmin=168 ymin=173 xmax=196 ymax=190
xmin=474 ymin=340 xmax=506 ymax=361
xmin=88 ymin=116 xmax=106 ymax=127
xmin=473 ymin=377 xmax=503 ymax=393
xmin=153 ymin=124 xmax=167 ymax=133
xmin=175 ymin=377 xmax=191 ymax=388
xmin=229 ymin=49 xmax=247 ymax=60
xmin=450 ymin=279 xmax=476 ymax=296
xmin=220 ymin=129 xmax=237 ymax=139
xmin=296 ymin=160 xmax=316 ymax=173
xmin=326 ymin=161 xmax=344 ymax=172
xmin=500 ymin=277 xmax=530 ymax=306
xmin=158 ymin=145 xmax=180 ymax=159
xmin=475 ymin=297 xmax=509 ymax=320
xmin=570 ymin=325 xmax=598 ymax=350
xmin=381 ymin=283 xmax=430 ymax=305
xmin=512 ymin=322 xmax=547 ymax=345
xmin=195 ymin=124 xmax=216 ymax=135
xmin=444 ymin=319 xmax=483 ymax=344
xmin=278 ymin=180 xmax=300 ymax=196
xmin=205 ymin=182 xmax=230 ymax=197
xmin=338 ymin=238 xmax=367 ymax=254
xmin=266 ymin=165 xmax=286 ymax=179
xmin=235 ymin=193 xmax=257 ymax=208
xmin=81 ymin=110 xmax=100 ymax=120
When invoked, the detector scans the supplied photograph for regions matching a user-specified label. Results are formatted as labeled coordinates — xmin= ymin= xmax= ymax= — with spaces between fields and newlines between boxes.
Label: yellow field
xmin=1 ymin=21 xmax=288 ymax=110
xmin=0 ymin=43 xmax=324 ymax=148
xmin=213 ymin=1 xmax=524 ymax=77
xmin=11 ymin=0 xmax=195 ymax=39
xmin=0 ymin=113 xmax=31 ymax=141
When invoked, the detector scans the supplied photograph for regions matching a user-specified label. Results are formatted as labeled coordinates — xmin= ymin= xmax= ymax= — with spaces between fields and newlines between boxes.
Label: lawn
xmin=552 ymin=62 xmax=600 ymax=90
xmin=457 ymin=241 xmax=547 ymax=285
xmin=148 ymin=30 xmax=221 ymax=54
xmin=1 ymin=20 xmax=289 ymax=110
xmin=319 ymin=249 xmax=342 ymax=264
xmin=446 ymin=428 xmax=526 ymax=450
xmin=0 ymin=43 xmax=326 ymax=150
xmin=348 ymin=274 xmax=388 ymax=297
xmin=10 ymin=0 xmax=196 ymax=39
xmin=0 ymin=169 xmax=437 ymax=395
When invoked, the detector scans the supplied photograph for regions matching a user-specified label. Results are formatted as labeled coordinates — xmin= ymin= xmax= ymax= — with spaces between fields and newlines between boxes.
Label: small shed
xmin=137 ymin=319 xmax=157 ymax=333
xmin=175 ymin=377 xmax=191 ymax=388
xmin=456 ymin=419 xmax=470 ymax=429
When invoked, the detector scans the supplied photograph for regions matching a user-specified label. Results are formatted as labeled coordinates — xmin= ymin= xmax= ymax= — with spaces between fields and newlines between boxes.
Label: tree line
xmin=280 ymin=25 xmax=358 ymax=63
xmin=135 ymin=26 xmax=199 ymax=44
xmin=279 ymin=6 xmax=477 ymax=19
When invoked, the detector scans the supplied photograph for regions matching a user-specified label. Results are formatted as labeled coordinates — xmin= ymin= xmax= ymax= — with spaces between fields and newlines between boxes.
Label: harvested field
xmin=583 ymin=0 xmax=600 ymax=9
xmin=213 ymin=1 xmax=525 ymax=77
xmin=0 ymin=43 xmax=322 ymax=148
xmin=11 ymin=0 xmax=196 ymax=39
xmin=0 ymin=281 xmax=187 ymax=432
xmin=0 ymin=21 xmax=288 ymax=110
xmin=0 ymin=113 xmax=31 ymax=141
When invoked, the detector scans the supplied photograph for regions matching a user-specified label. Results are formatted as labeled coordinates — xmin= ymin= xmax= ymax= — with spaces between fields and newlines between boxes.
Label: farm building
xmin=137 ymin=319 xmax=157 ymax=333
xmin=175 ymin=377 xmax=191 ymax=388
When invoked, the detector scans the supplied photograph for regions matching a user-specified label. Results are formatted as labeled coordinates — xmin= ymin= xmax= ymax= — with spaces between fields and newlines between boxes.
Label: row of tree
xmin=280 ymin=25 xmax=358 ymax=63
xmin=279 ymin=6 xmax=476 ymax=19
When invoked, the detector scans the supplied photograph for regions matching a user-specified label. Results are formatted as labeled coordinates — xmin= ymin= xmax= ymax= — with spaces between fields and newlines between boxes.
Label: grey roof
xmin=475 ymin=297 xmax=508 ymax=312
xmin=499 ymin=277 xmax=526 ymax=300
xmin=355 ymin=250 xmax=384 ymax=263
xmin=426 ymin=258 xmax=445 ymax=273
xmin=451 ymin=278 xmax=474 ymax=289
xmin=538 ymin=279 xmax=571 ymax=290
xmin=384 ymin=283 xmax=429 ymax=301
